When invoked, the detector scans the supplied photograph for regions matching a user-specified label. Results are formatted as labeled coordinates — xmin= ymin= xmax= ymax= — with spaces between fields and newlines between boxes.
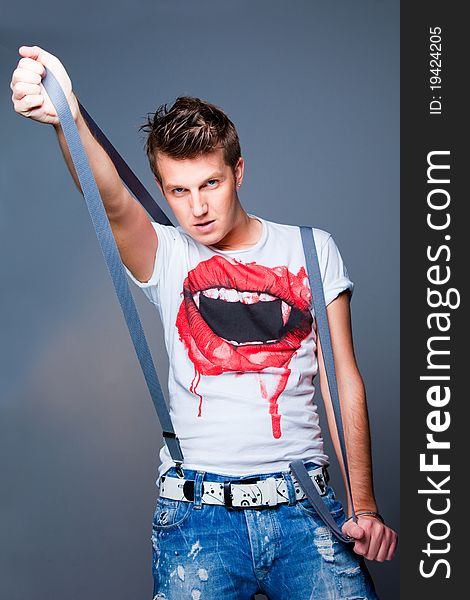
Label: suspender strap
xmin=289 ymin=226 xmax=357 ymax=543
xmin=42 ymin=68 xmax=184 ymax=466
xmin=42 ymin=69 xmax=355 ymax=543
xmin=77 ymin=101 xmax=172 ymax=226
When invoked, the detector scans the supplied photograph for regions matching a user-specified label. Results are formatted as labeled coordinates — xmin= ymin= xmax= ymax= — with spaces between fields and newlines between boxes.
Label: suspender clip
xmin=174 ymin=462 xmax=184 ymax=478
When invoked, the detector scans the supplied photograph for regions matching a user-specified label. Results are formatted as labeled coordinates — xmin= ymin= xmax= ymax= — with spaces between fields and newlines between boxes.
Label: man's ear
xmin=235 ymin=156 xmax=244 ymax=185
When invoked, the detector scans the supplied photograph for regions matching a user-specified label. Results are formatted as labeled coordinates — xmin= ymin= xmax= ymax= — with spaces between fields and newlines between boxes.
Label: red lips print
xmin=175 ymin=255 xmax=313 ymax=438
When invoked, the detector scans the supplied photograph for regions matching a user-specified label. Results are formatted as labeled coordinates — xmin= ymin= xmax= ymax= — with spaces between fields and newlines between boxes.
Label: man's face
xmin=154 ymin=147 xmax=244 ymax=246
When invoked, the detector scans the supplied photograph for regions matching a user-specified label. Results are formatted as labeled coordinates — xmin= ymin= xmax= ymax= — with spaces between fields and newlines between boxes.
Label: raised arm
xmin=317 ymin=290 xmax=398 ymax=561
xmin=10 ymin=45 xmax=158 ymax=283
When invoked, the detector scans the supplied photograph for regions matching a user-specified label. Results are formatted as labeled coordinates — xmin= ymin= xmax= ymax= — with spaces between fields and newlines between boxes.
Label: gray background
xmin=0 ymin=1 xmax=399 ymax=598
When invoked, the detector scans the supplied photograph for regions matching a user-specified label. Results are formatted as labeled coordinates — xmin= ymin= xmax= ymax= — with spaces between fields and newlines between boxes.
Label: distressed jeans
xmin=151 ymin=462 xmax=378 ymax=600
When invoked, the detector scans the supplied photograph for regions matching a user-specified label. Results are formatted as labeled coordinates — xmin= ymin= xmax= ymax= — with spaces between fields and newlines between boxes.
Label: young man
xmin=11 ymin=45 xmax=397 ymax=599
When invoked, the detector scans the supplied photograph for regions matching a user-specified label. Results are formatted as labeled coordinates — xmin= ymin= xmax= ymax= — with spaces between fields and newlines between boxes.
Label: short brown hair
xmin=139 ymin=96 xmax=241 ymax=186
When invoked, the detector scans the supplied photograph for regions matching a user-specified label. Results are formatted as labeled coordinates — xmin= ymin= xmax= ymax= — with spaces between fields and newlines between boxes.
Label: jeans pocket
xmin=152 ymin=496 xmax=193 ymax=531
xmin=296 ymin=485 xmax=345 ymax=523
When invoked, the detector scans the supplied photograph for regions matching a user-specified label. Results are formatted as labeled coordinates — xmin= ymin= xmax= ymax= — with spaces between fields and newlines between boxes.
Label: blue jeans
xmin=151 ymin=463 xmax=378 ymax=599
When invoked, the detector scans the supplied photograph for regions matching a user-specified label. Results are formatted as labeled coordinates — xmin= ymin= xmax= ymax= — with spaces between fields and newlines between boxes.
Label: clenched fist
xmin=10 ymin=45 xmax=79 ymax=125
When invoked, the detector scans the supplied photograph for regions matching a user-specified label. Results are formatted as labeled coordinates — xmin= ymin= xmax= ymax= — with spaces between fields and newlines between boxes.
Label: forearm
xmin=52 ymin=94 xmax=128 ymax=218
xmin=321 ymin=370 xmax=378 ymax=517
xmin=337 ymin=374 xmax=378 ymax=516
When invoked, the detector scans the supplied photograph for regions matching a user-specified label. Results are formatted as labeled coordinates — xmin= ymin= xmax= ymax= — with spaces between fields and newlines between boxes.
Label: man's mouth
xmin=194 ymin=220 xmax=215 ymax=228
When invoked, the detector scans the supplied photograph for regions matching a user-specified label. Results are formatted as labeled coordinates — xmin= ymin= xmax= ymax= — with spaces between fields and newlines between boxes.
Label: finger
xmin=11 ymin=81 xmax=41 ymax=101
xmin=18 ymin=57 xmax=46 ymax=77
xmin=375 ymin=532 xmax=392 ymax=562
xmin=12 ymin=68 xmax=42 ymax=87
xmin=354 ymin=535 xmax=371 ymax=557
xmin=14 ymin=94 xmax=44 ymax=116
xmin=22 ymin=105 xmax=53 ymax=122
xmin=350 ymin=525 xmax=371 ymax=557
xmin=19 ymin=45 xmax=43 ymax=59
xmin=386 ymin=532 xmax=398 ymax=561
xmin=373 ymin=528 xmax=397 ymax=562
xmin=365 ymin=527 xmax=385 ymax=561
xmin=21 ymin=106 xmax=52 ymax=123
xmin=19 ymin=45 xmax=59 ymax=72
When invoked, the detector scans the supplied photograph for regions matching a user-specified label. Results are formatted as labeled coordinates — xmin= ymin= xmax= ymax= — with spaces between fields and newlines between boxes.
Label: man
xmin=11 ymin=45 xmax=397 ymax=599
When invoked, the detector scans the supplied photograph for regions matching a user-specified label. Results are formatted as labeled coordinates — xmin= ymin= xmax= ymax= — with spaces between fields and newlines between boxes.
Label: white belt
xmin=159 ymin=465 xmax=328 ymax=509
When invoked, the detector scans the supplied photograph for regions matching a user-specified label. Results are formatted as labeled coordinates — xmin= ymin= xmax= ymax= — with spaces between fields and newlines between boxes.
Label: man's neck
xmin=211 ymin=210 xmax=262 ymax=252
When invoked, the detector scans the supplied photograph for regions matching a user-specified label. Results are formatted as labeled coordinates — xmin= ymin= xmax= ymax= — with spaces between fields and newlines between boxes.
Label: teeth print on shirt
xmin=124 ymin=215 xmax=354 ymax=479
xmin=176 ymin=254 xmax=313 ymax=438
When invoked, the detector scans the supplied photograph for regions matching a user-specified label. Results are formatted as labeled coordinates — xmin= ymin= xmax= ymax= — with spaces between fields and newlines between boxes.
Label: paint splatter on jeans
xmin=151 ymin=463 xmax=378 ymax=599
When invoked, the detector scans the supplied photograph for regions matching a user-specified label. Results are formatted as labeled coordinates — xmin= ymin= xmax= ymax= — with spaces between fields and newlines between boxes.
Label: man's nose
xmin=191 ymin=193 xmax=208 ymax=217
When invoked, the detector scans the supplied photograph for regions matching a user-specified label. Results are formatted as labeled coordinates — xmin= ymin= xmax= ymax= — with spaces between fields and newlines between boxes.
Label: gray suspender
xmin=42 ymin=68 xmax=184 ymax=466
xmin=42 ymin=68 xmax=355 ymax=544
xmin=290 ymin=227 xmax=356 ymax=542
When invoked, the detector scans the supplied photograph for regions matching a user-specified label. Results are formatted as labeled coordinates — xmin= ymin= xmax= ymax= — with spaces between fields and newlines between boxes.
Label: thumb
xmin=19 ymin=45 xmax=43 ymax=59
xmin=18 ymin=45 xmax=57 ymax=72
xmin=343 ymin=521 xmax=366 ymax=540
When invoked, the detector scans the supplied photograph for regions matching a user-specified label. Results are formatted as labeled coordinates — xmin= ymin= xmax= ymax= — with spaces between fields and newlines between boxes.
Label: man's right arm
xmin=53 ymin=100 xmax=158 ymax=284
xmin=11 ymin=45 xmax=158 ymax=284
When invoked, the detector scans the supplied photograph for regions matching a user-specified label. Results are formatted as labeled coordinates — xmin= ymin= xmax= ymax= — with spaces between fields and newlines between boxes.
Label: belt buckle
xmin=223 ymin=476 xmax=261 ymax=510
xmin=224 ymin=476 xmax=278 ymax=509
xmin=313 ymin=471 xmax=328 ymax=495
xmin=309 ymin=466 xmax=329 ymax=496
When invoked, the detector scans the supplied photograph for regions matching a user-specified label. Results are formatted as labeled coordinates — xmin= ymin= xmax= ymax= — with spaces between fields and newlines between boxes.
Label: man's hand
xmin=342 ymin=515 xmax=398 ymax=562
xmin=10 ymin=45 xmax=79 ymax=125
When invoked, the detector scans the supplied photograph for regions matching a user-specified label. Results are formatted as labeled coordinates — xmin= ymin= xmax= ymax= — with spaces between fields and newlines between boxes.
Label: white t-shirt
xmin=124 ymin=214 xmax=354 ymax=486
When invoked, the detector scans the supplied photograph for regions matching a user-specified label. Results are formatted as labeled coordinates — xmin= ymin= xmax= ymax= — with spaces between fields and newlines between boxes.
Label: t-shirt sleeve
xmin=123 ymin=221 xmax=183 ymax=307
xmin=318 ymin=232 xmax=354 ymax=306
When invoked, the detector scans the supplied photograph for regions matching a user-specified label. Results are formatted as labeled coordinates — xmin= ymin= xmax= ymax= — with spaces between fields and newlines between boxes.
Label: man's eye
xmin=172 ymin=180 xmax=217 ymax=194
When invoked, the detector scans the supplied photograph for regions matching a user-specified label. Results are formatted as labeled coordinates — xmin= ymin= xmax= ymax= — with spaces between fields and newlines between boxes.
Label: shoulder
xmin=150 ymin=221 xmax=183 ymax=241
xmin=148 ymin=222 xmax=192 ymax=252
xmin=259 ymin=216 xmax=332 ymax=247
xmin=311 ymin=227 xmax=333 ymax=251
